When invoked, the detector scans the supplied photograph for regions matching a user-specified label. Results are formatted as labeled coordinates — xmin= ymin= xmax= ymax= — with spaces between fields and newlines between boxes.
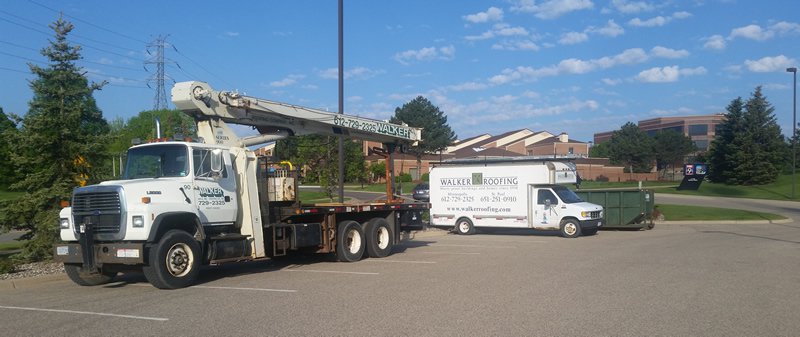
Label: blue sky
xmin=1 ymin=0 xmax=799 ymax=143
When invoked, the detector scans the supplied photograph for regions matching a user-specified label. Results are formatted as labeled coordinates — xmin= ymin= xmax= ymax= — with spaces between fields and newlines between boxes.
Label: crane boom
xmin=171 ymin=81 xmax=421 ymax=145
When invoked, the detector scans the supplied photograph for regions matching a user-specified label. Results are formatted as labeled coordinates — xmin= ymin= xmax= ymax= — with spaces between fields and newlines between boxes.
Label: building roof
xmin=451 ymin=146 xmax=522 ymax=159
xmin=531 ymin=136 xmax=586 ymax=146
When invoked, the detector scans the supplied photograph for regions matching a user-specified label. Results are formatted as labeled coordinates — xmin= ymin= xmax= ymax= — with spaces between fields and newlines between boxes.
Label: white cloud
xmin=465 ymin=31 xmax=495 ymax=41
xmin=703 ymin=35 xmax=726 ymax=50
xmin=510 ymin=0 xmax=595 ymax=19
xmin=559 ymin=32 xmax=589 ymax=45
xmin=726 ymin=21 xmax=800 ymax=43
xmin=491 ymin=40 xmax=541 ymax=51
xmin=771 ymin=21 xmax=800 ymax=35
xmin=592 ymin=20 xmax=625 ymax=37
xmin=635 ymin=66 xmax=706 ymax=83
xmin=394 ymin=45 xmax=456 ymax=65
xmin=611 ymin=0 xmax=654 ymax=14
xmin=628 ymin=11 xmax=691 ymax=27
xmin=225 ymin=31 xmax=240 ymax=37
xmin=650 ymin=46 xmax=689 ymax=59
xmin=730 ymin=24 xmax=774 ymax=41
xmin=270 ymin=74 xmax=305 ymax=87
xmin=488 ymin=48 xmax=648 ymax=85
xmin=463 ymin=7 xmax=503 ymax=23
xmin=319 ymin=67 xmax=385 ymax=80
xmin=602 ymin=78 xmax=623 ymax=86
xmin=636 ymin=66 xmax=679 ymax=82
xmin=493 ymin=23 xmax=530 ymax=36
xmin=448 ymin=82 xmax=489 ymax=91
xmin=744 ymin=55 xmax=796 ymax=72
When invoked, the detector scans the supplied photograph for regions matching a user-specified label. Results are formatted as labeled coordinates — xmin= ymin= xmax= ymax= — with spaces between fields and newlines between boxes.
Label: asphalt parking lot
xmin=1 ymin=222 xmax=799 ymax=337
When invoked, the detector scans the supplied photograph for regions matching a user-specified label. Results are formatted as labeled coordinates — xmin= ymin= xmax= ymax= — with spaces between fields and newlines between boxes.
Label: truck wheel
xmin=64 ymin=264 xmax=116 ymax=286
xmin=336 ymin=220 xmax=365 ymax=262
xmin=455 ymin=218 xmax=475 ymax=235
xmin=143 ymin=230 xmax=201 ymax=289
xmin=365 ymin=218 xmax=393 ymax=258
xmin=559 ymin=219 xmax=582 ymax=238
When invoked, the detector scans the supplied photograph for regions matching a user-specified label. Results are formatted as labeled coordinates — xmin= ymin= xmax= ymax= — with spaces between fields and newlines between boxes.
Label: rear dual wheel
xmin=364 ymin=218 xmax=393 ymax=258
xmin=336 ymin=220 xmax=366 ymax=262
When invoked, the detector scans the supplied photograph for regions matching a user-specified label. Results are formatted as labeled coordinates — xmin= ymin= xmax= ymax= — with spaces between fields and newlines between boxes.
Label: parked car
xmin=412 ymin=182 xmax=430 ymax=201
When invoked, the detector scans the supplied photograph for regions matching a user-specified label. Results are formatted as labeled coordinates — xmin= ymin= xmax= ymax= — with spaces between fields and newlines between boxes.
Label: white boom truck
xmin=429 ymin=158 xmax=603 ymax=237
xmin=54 ymin=81 xmax=427 ymax=289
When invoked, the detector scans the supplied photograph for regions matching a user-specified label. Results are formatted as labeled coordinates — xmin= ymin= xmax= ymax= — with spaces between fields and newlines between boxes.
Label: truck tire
xmin=559 ymin=219 xmax=582 ymax=238
xmin=365 ymin=218 xmax=393 ymax=258
xmin=64 ymin=264 xmax=116 ymax=286
xmin=336 ymin=220 xmax=365 ymax=262
xmin=143 ymin=230 xmax=201 ymax=289
xmin=455 ymin=218 xmax=475 ymax=235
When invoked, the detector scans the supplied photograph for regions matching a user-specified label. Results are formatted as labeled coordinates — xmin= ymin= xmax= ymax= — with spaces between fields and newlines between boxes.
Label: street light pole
xmin=787 ymin=67 xmax=797 ymax=199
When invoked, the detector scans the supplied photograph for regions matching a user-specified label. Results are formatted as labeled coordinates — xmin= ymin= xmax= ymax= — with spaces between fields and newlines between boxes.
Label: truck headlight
xmin=60 ymin=218 xmax=70 ymax=229
xmin=581 ymin=211 xmax=588 ymax=218
xmin=132 ymin=215 xmax=144 ymax=228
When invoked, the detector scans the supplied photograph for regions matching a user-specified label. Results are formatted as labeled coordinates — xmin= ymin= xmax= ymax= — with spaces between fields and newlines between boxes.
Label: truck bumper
xmin=53 ymin=243 xmax=145 ymax=266
xmin=579 ymin=219 xmax=603 ymax=230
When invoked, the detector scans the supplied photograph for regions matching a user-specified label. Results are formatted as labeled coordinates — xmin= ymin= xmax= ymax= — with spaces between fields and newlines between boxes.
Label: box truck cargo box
xmin=429 ymin=158 xmax=603 ymax=238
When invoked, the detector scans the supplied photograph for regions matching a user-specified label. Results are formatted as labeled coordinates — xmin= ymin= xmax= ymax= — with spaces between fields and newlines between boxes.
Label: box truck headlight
xmin=581 ymin=211 xmax=589 ymax=218
xmin=132 ymin=215 xmax=144 ymax=228
xmin=60 ymin=218 xmax=70 ymax=229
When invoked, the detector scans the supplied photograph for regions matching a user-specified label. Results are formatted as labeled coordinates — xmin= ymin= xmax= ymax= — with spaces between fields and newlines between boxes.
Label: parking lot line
xmin=363 ymin=259 xmax=437 ymax=264
xmin=428 ymin=243 xmax=518 ymax=249
xmin=283 ymin=269 xmax=380 ymax=275
xmin=0 ymin=305 xmax=168 ymax=321
xmin=413 ymin=252 xmax=481 ymax=255
xmin=191 ymin=285 xmax=297 ymax=293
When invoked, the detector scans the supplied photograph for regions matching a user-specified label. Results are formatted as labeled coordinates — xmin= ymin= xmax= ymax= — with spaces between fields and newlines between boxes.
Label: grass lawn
xmin=0 ymin=241 xmax=25 ymax=251
xmin=657 ymin=204 xmax=786 ymax=221
xmin=580 ymin=174 xmax=800 ymax=202
xmin=344 ymin=182 xmax=418 ymax=193
xmin=297 ymin=190 xmax=351 ymax=204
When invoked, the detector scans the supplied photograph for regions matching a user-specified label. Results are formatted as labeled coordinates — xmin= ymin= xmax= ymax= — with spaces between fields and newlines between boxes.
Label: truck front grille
xmin=590 ymin=211 xmax=602 ymax=219
xmin=72 ymin=192 xmax=122 ymax=234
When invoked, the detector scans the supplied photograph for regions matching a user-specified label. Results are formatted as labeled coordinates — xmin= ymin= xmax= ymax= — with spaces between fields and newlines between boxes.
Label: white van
xmin=429 ymin=158 xmax=603 ymax=237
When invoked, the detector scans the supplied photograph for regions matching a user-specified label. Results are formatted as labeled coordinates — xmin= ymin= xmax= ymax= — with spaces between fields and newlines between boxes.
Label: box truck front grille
xmin=590 ymin=211 xmax=601 ymax=219
xmin=72 ymin=192 xmax=122 ymax=234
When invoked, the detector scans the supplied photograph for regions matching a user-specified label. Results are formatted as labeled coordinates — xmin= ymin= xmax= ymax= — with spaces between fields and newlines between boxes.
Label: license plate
xmin=56 ymin=246 xmax=69 ymax=255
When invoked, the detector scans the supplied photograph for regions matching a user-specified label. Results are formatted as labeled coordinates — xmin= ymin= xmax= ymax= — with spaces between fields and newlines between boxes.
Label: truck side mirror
xmin=545 ymin=199 xmax=551 ymax=207
xmin=210 ymin=149 xmax=223 ymax=174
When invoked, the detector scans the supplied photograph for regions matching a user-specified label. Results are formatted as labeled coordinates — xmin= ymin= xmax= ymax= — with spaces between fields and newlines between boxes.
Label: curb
xmin=0 ymin=273 xmax=66 ymax=291
xmin=654 ymin=218 xmax=793 ymax=226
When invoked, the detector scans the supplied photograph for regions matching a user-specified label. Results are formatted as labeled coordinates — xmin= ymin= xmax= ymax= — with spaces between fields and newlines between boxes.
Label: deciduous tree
xmin=608 ymin=122 xmax=655 ymax=175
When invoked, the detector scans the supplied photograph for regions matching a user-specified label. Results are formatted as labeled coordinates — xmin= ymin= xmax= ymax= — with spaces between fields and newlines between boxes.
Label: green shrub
xmin=0 ymin=257 xmax=16 ymax=274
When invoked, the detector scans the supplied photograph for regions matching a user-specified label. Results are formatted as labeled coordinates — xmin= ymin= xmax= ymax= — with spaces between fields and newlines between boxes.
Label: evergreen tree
xmin=0 ymin=17 xmax=109 ymax=260
xmin=707 ymin=97 xmax=745 ymax=183
xmin=588 ymin=141 xmax=610 ymax=158
xmin=707 ymin=88 xmax=786 ymax=185
xmin=653 ymin=130 xmax=696 ymax=179
xmin=391 ymin=96 xmax=456 ymax=177
xmin=0 ymin=107 xmax=19 ymax=188
xmin=735 ymin=87 xmax=785 ymax=185
xmin=608 ymin=122 xmax=655 ymax=175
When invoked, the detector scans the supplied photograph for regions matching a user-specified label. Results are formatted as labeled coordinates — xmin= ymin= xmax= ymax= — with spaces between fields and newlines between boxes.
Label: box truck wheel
xmin=559 ymin=219 xmax=581 ymax=238
xmin=336 ymin=220 xmax=366 ymax=262
xmin=455 ymin=218 xmax=475 ymax=235
xmin=64 ymin=264 xmax=116 ymax=286
xmin=365 ymin=218 xmax=393 ymax=258
xmin=143 ymin=230 xmax=201 ymax=289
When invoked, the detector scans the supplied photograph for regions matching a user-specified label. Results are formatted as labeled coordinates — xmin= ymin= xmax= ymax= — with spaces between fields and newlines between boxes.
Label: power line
xmin=171 ymin=44 xmax=235 ymax=88
xmin=28 ymin=0 xmax=149 ymax=45
xmin=0 ymin=50 xmax=46 ymax=64
xmin=0 ymin=14 xmax=145 ymax=63
xmin=0 ymin=66 xmax=30 ymax=74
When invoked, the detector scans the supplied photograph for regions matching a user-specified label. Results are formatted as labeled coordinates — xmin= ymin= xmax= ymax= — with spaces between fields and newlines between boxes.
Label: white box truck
xmin=429 ymin=158 xmax=603 ymax=237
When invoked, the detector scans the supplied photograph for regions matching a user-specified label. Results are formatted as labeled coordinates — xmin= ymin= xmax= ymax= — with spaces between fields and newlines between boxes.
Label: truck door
xmin=192 ymin=148 xmax=237 ymax=225
xmin=530 ymin=187 xmax=560 ymax=228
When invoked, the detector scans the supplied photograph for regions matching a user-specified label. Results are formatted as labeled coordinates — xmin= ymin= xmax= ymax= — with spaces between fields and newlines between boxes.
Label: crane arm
xmin=171 ymin=81 xmax=421 ymax=145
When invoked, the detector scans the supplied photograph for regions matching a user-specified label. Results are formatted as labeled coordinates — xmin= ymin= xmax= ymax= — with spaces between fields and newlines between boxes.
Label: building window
xmin=688 ymin=124 xmax=708 ymax=136
xmin=693 ymin=140 xmax=709 ymax=151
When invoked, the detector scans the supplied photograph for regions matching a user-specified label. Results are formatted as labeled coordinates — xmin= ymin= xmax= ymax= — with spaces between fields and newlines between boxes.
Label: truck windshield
xmin=552 ymin=185 xmax=584 ymax=204
xmin=122 ymin=144 xmax=189 ymax=179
